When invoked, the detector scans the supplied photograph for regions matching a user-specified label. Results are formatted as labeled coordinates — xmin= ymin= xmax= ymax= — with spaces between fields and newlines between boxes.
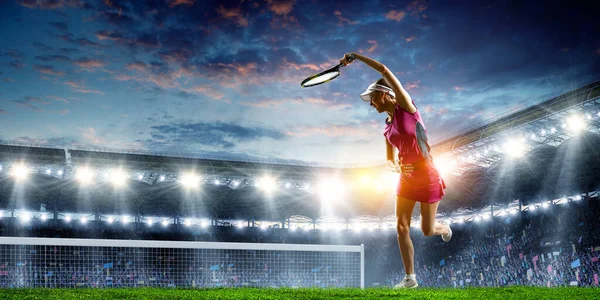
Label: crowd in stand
xmin=0 ymin=198 xmax=598 ymax=288
xmin=384 ymin=200 xmax=600 ymax=288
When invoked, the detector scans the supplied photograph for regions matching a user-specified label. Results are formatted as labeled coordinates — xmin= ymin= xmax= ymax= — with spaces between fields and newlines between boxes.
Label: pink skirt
xmin=397 ymin=160 xmax=446 ymax=204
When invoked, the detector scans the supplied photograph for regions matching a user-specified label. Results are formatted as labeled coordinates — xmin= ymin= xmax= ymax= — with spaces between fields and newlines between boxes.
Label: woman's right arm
xmin=386 ymin=138 xmax=398 ymax=172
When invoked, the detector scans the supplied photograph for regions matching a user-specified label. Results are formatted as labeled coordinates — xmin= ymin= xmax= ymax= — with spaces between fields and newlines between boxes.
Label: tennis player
xmin=340 ymin=52 xmax=452 ymax=289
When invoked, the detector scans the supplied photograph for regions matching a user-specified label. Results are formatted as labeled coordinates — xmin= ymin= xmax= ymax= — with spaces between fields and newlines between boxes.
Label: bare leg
xmin=420 ymin=200 xmax=449 ymax=236
xmin=396 ymin=195 xmax=417 ymax=274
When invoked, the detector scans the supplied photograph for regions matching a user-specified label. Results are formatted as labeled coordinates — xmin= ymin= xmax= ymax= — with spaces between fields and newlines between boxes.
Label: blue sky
xmin=1 ymin=0 xmax=598 ymax=165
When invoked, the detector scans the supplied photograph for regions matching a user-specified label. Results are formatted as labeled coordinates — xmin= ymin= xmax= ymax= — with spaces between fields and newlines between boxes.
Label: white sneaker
xmin=393 ymin=277 xmax=419 ymax=289
xmin=441 ymin=222 xmax=452 ymax=243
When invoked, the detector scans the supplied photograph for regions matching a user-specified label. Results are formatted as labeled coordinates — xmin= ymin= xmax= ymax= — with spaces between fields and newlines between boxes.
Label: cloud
xmin=35 ymin=55 xmax=71 ymax=62
xmin=407 ymin=0 xmax=428 ymax=17
xmin=33 ymin=65 xmax=65 ymax=76
xmin=49 ymin=21 xmax=68 ymax=31
xmin=334 ymin=10 xmax=359 ymax=26
xmin=10 ymin=96 xmax=50 ymax=112
xmin=241 ymin=97 xmax=352 ymax=110
xmin=148 ymin=121 xmax=287 ymax=148
xmin=216 ymin=5 xmax=249 ymax=27
xmin=359 ymin=40 xmax=378 ymax=54
xmin=9 ymin=61 xmax=24 ymax=69
xmin=17 ymin=0 xmax=82 ymax=9
xmin=4 ymin=49 xmax=24 ymax=59
xmin=63 ymin=81 xmax=105 ymax=95
xmin=385 ymin=10 xmax=406 ymax=22
xmin=285 ymin=123 xmax=373 ymax=138
xmin=0 ymin=109 xmax=7 ymax=114
xmin=73 ymin=58 xmax=105 ymax=69
xmin=405 ymin=36 xmax=417 ymax=42
xmin=168 ymin=0 xmax=195 ymax=8
xmin=183 ymin=85 xmax=226 ymax=101
xmin=57 ymin=33 xmax=102 ymax=48
xmin=404 ymin=80 xmax=420 ymax=91
xmin=79 ymin=127 xmax=106 ymax=145
xmin=266 ymin=0 xmax=295 ymax=15
xmin=47 ymin=95 xmax=69 ymax=103
xmin=3 ymin=78 xmax=16 ymax=83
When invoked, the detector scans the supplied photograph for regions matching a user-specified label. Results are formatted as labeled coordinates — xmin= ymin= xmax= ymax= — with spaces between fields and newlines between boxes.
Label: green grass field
xmin=0 ymin=287 xmax=597 ymax=300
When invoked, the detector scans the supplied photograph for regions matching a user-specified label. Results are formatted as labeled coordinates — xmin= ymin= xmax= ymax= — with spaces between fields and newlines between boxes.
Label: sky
xmin=1 ymin=0 xmax=599 ymax=166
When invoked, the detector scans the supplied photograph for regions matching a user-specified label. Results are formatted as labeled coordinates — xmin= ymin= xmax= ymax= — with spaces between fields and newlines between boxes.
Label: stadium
xmin=2 ymin=80 xmax=600 ymax=298
xmin=2 ymin=0 xmax=600 ymax=299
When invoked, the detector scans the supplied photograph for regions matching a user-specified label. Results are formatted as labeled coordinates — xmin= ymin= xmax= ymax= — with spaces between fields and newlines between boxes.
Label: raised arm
xmin=345 ymin=52 xmax=416 ymax=114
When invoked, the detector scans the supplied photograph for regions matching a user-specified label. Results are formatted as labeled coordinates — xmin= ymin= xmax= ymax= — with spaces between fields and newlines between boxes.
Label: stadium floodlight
xmin=285 ymin=182 xmax=291 ymax=189
xmin=137 ymin=174 xmax=143 ymax=180
xmin=10 ymin=164 xmax=29 ymax=180
xmin=530 ymin=205 xmax=536 ymax=211
xmin=75 ymin=167 xmax=94 ymax=185
xmin=352 ymin=224 xmax=362 ymax=233
xmin=122 ymin=216 xmax=129 ymax=224
xmin=20 ymin=212 xmax=31 ymax=223
xmin=498 ymin=210 xmax=506 ymax=217
xmin=159 ymin=175 xmax=165 ymax=182
xmin=65 ymin=215 xmax=72 ymax=222
xmin=317 ymin=177 xmax=346 ymax=202
xmin=303 ymin=226 xmax=311 ymax=232
xmin=290 ymin=226 xmax=297 ymax=232
xmin=57 ymin=169 xmax=63 ymax=176
xmin=434 ymin=155 xmax=457 ymax=177
xmin=542 ymin=202 xmax=549 ymax=209
xmin=147 ymin=218 xmax=153 ymax=226
xmin=231 ymin=180 xmax=239 ymax=188
xmin=550 ymin=127 xmax=556 ymax=134
xmin=482 ymin=214 xmax=490 ymax=220
xmin=107 ymin=217 xmax=114 ymax=224
xmin=80 ymin=216 xmax=87 ymax=224
xmin=200 ymin=220 xmax=209 ymax=228
xmin=586 ymin=114 xmax=592 ymax=120
xmin=184 ymin=219 xmax=192 ymax=227
xmin=41 ymin=214 xmax=47 ymax=221
xmin=46 ymin=169 xmax=52 ymax=175
xmin=110 ymin=169 xmax=128 ymax=186
xmin=510 ymin=209 xmax=518 ymax=215
xmin=540 ymin=129 xmax=546 ymax=136
xmin=566 ymin=114 xmax=586 ymax=133
xmin=474 ymin=216 xmax=481 ymax=222
xmin=260 ymin=224 xmax=268 ymax=230
xmin=214 ymin=179 xmax=220 ymax=185
xmin=574 ymin=195 xmax=582 ymax=201
xmin=458 ymin=218 xmax=464 ymax=224
xmin=236 ymin=222 xmax=244 ymax=229
xmin=161 ymin=220 xmax=168 ymax=227
xmin=258 ymin=175 xmax=277 ymax=193
xmin=180 ymin=173 xmax=201 ymax=188
xmin=503 ymin=138 xmax=526 ymax=158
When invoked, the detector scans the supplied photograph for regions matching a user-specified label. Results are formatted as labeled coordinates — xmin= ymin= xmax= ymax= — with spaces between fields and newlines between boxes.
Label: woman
xmin=340 ymin=52 xmax=452 ymax=289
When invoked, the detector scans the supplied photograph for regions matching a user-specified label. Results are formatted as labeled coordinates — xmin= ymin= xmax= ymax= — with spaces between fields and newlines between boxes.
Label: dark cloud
xmin=149 ymin=121 xmax=287 ymax=148
xmin=33 ymin=65 xmax=65 ymax=76
xmin=35 ymin=55 xmax=72 ymax=62
xmin=10 ymin=61 xmax=25 ymax=69
xmin=4 ymin=49 xmax=24 ymax=59
xmin=49 ymin=21 xmax=68 ymax=32
xmin=33 ymin=42 xmax=54 ymax=51
xmin=57 ymin=33 xmax=102 ymax=48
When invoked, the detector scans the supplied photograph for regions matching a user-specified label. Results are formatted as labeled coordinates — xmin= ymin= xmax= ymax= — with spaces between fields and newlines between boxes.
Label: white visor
xmin=359 ymin=83 xmax=396 ymax=102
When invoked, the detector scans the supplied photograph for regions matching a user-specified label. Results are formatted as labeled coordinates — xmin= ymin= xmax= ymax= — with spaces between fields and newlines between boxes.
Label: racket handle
xmin=347 ymin=53 xmax=355 ymax=63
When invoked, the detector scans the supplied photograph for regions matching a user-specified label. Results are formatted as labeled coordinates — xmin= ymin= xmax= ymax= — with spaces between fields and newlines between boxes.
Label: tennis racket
xmin=300 ymin=54 xmax=355 ymax=87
